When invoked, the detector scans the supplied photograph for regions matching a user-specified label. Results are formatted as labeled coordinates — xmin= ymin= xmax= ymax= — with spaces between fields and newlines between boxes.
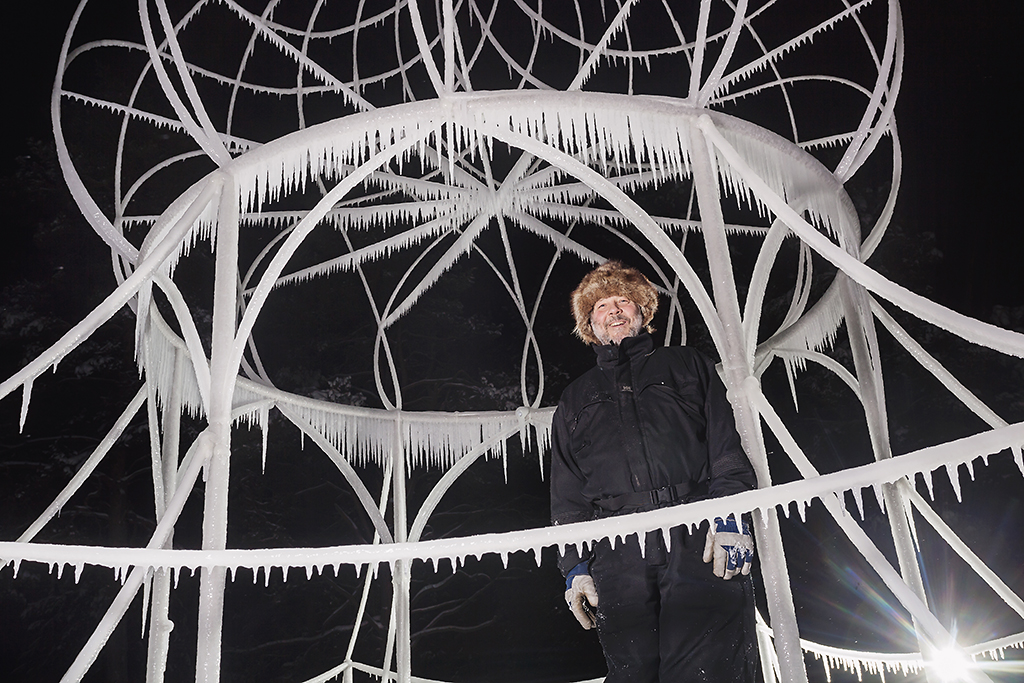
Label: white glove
xmin=703 ymin=515 xmax=754 ymax=580
xmin=565 ymin=574 xmax=599 ymax=629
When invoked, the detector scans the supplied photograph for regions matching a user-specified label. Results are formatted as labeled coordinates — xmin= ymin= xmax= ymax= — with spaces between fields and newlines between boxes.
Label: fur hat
xmin=571 ymin=260 xmax=658 ymax=344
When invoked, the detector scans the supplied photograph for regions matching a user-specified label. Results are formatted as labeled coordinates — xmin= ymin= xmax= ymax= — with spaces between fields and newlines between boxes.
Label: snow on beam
xmin=4 ymin=418 xmax=1021 ymax=574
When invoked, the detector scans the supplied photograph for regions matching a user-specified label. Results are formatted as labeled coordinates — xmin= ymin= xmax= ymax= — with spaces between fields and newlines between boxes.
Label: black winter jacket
xmin=550 ymin=332 xmax=756 ymax=574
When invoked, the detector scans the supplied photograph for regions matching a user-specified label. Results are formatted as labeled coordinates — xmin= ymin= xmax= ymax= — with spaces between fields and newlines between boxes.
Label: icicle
xmin=263 ymin=566 xmax=271 ymax=587
xmin=851 ymin=487 xmax=865 ymax=520
xmin=785 ymin=359 xmax=800 ymax=412
xmin=13 ymin=560 xmax=22 ymax=578
xmin=637 ymin=533 xmax=646 ymax=560
xmin=1014 ymin=446 xmax=1024 ymax=476
xmin=173 ymin=567 xmax=180 ymax=589
xmin=282 ymin=565 xmax=290 ymax=583
xmin=74 ymin=562 xmax=84 ymax=584
xmin=797 ymin=501 xmax=808 ymax=523
xmin=141 ymin=570 xmax=152 ymax=637
xmin=964 ymin=456 xmax=976 ymax=481
xmin=945 ymin=463 xmax=963 ymax=502
xmin=499 ymin=552 xmax=508 ymax=569
xmin=56 ymin=562 xmax=65 ymax=580
xmin=921 ymin=470 xmax=936 ymax=500
xmin=19 ymin=378 xmax=33 ymax=433
xmin=532 ymin=548 xmax=542 ymax=568
xmin=871 ymin=483 xmax=886 ymax=514
xmin=260 ymin=404 xmax=269 ymax=473
xmin=662 ymin=527 xmax=672 ymax=552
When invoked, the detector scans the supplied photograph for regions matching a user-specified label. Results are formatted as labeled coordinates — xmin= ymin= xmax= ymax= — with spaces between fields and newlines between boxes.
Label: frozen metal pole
xmin=196 ymin=174 xmax=239 ymax=683
xmin=392 ymin=414 xmax=412 ymax=682
xmin=841 ymin=277 xmax=937 ymax=681
xmin=688 ymin=124 xmax=809 ymax=683
xmin=146 ymin=346 xmax=186 ymax=683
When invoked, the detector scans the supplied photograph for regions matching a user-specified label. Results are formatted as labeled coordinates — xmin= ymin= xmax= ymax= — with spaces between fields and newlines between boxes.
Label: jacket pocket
xmin=569 ymin=394 xmax=614 ymax=454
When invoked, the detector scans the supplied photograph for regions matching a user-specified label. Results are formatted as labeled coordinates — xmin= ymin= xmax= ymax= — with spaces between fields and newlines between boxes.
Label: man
xmin=550 ymin=260 xmax=759 ymax=682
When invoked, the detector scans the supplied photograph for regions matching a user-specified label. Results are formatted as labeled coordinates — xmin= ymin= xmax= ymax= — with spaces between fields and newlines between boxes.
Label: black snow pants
xmin=589 ymin=522 xmax=759 ymax=683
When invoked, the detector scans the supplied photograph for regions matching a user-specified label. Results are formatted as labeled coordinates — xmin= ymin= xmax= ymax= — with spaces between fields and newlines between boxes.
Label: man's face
xmin=591 ymin=295 xmax=643 ymax=345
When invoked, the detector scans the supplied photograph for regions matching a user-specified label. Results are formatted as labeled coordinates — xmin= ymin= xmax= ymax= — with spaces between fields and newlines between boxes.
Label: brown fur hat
xmin=571 ymin=260 xmax=658 ymax=344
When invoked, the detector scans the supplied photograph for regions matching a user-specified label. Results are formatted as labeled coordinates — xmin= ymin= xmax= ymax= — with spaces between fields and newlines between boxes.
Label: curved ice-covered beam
xmin=872 ymin=298 xmax=1020 ymax=442
xmin=695 ymin=0 xmax=748 ymax=107
xmin=257 ymin=209 xmax=464 ymax=291
xmin=137 ymin=0 xmax=230 ymax=165
xmin=475 ymin=110 xmax=728 ymax=351
xmin=758 ymin=621 xmax=1024 ymax=681
xmin=742 ymin=217 xmax=804 ymax=360
xmin=834 ymin=0 xmax=903 ymax=182
xmin=407 ymin=421 xmax=523 ymax=545
xmin=699 ymin=115 xmax=1024 ymax=358
xmin=52 ymin=2 xmax=138 ymax=261
xmin=900 ymin=480 xmax=1024 ymax=621
xmin=231 ymin=145 xmax=430 ymax=406
xmin=752 ymin=386 xmax=988 ymax=674
xmin=404 ymin=0 xmax=445 ymax=95
xmin=6 ymin=419 xmax=1021 ymax=575
xmin=567 ymin=0 xmax=640 ymax=91
xmin=10 ymin=387 xmax=146 ymax=547
xmin=54 ymin=427 xmax=213 ymax=683
xmin=276 ymin=405 xmax=394 ymax=544
xmin=0 ymin=176 xmax=222 ymax=414
xmin=206 ymin=90 xmax=863 ymax=359
xmin=219 ymin=0 xmax=376 ymax=112
xmin=713 ymin=0 xmax=877 ymax=101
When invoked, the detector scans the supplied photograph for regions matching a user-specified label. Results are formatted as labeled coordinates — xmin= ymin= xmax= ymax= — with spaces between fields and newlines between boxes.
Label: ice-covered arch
xmin=2 ymin=0 xmax=1023 ymax=681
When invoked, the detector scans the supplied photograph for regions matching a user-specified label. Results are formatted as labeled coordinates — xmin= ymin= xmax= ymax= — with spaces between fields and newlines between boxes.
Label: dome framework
xmin=1 ymin=1 xmax=1023 ymax=682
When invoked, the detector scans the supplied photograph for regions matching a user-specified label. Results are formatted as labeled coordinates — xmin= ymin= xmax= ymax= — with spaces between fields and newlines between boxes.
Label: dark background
xmin=1 ymin=1 xmax=1022 ymax=682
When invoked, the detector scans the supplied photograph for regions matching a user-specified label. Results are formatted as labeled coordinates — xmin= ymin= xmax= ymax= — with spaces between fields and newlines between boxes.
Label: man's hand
xmin=703 ymin=515 xmax=754 ymax=580
xmin=565 ymin=574 xmax=599 ymax=629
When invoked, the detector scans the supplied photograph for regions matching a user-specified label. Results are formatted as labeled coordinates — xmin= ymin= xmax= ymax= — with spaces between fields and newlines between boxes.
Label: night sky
xmin=1 ymin=1 xmax=1022 ymax=682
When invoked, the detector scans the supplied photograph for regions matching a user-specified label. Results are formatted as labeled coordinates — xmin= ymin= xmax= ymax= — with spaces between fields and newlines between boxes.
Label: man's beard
xmin=594 ymin=313 xmax=643 ymax=345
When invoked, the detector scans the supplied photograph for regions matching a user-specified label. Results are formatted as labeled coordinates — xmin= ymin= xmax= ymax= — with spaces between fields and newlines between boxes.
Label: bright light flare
xmin=931 ymin=647 xmax=973 ymax=682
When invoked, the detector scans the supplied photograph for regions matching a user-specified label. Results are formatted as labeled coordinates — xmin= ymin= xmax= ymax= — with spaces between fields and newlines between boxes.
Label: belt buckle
xmin=650 ymin=486 xmax=675 ymax=506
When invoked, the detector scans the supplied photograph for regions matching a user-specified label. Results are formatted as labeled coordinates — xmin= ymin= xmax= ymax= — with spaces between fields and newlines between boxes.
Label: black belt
xmin=593 ymin=481 xmax=706 ymax=512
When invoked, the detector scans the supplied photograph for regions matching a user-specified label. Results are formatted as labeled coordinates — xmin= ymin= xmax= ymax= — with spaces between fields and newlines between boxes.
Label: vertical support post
xmin=392 ymin=414 xmax=412 ymax=683
xmin=146 ymin=346 xmax=185 ymax=683
xmin=688 ymin=125 xmax=809 ymax=683
xmin=196 ymin=174 xmax=238 ymax=683
xmin=756 ymin=619 xmax=778 ymax=683
xmin=442 ymin=0 xmax=455 ymax=94
xmin=841 ymin=277 xmax=936 ymax=679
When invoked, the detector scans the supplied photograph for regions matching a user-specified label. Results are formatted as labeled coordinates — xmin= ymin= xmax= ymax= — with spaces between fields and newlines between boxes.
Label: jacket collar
xmin=593 ymin=331 xmax=654 ymax=368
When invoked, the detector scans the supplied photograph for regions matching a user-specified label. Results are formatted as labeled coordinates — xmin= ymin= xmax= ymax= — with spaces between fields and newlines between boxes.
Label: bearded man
xmin=550 ymin=260 xmax=759 ymax=682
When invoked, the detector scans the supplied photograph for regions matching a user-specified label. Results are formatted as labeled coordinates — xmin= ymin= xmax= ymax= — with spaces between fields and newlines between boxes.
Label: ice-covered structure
xmin=2 ymin=0 xmax=1022 ymax=681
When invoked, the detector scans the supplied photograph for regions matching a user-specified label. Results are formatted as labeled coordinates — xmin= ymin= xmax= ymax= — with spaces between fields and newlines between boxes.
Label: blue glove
xmin=703 ymin=515 xmax=754 ymax=580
